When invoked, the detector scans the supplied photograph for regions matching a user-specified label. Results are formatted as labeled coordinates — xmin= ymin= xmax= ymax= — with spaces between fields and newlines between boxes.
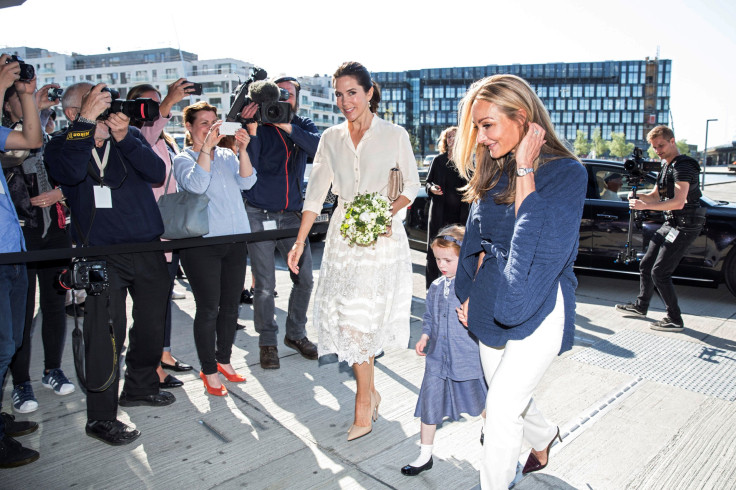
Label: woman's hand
xmin=30 ymin=188 xmax=63 ymax=208
xmin=415 ymin=334 xmax=429 ymax=356
xmin=203 ymin=120 xmax=225 ymax=150
xmin=160 ymin=78 xmax=194 ymax=117
xmin=429 ymin=184 xmax=443 ymax=196
xmin=35 ymin=83 xmax=61 ymax=111
xmin=458 ymin=299 xmax=469 ymax=327
xmin=516 ymin=122 xmax=546 ymax=168
xmin=287 ymin=241 xmax=305 ymax=274
xmin=234 ymin=128 xmax=251 ymax=151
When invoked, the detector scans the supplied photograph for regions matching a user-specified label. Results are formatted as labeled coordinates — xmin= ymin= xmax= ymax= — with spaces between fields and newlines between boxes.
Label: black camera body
xmin=6 ymin=55 xmax=35 ymax=82
xmin=98 ymin=87 xmax=159 ymax=121
xmin=48 ymin=87 xmax=63 ymax=101
xmin=57 ymin=258 xmax=109 ymax=296
xmin=226 ymin=67 xmax=292 ymax=125
xmin=624 ymin=147 xmax=661 ymax=179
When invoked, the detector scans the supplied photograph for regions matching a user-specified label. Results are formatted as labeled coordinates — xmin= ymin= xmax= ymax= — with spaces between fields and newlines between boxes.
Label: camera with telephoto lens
xmin=56 ymin=258 xmax=109 ymax=296
xmin=5 ymin=55 xmax=35 ymax=82
xmin=226 ymin=67 xmax=292 ymax=125
xmin=97 ymin=87 xmax=160 ymax=121
xmin=623 ymin=147 xmax=661 ymax=179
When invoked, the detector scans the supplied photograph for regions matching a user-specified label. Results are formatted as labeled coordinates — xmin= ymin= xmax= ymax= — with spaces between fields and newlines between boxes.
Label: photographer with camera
xmin=616 ymin=126 xmax=704 ymax=332
xmin=239 ymin=76 xmax=321 ymax=369
xmin=3 ymin=76 xmax=76 ymax=417
xmin=45 ymin=82 xmax=174 ymax=446
xmin=1 ymin=52 xmax=44 ymax=468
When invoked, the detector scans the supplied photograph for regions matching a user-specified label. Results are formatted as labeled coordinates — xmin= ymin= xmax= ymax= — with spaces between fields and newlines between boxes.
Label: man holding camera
xmin=45 ymin=82 xmax=173 ymax=446
xmin=241 ymin=76 xmax=321 ymax=369
xmin=0 ymin=53 xmax=43 ymax=468
xmin=616 ymin=126 xmax=704 ymax=332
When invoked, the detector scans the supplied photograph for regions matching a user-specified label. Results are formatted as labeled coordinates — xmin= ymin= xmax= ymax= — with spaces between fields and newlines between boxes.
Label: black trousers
xmin=10 ymin=228 xmax=71 ymax=383
xmin=84 ymin=251 xmax=169 ymax=421
xmin=180 ymin=242 xmax=247 ymax=375
xmin=637 ymin=221 xmax=702 ymax=323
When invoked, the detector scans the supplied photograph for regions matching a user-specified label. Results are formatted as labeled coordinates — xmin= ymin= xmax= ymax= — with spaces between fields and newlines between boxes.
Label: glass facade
xmin=373 ymin=58 xmax=670 ymax=157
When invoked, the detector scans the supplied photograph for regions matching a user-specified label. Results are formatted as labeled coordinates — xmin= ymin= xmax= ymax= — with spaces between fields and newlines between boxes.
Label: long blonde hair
xmin=454 ymin=74 xmax=577 ymax=204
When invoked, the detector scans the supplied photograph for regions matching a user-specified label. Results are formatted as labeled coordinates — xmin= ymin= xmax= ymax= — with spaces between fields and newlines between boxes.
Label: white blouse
xmin=303 ymin=115 xmax=420 ymax=215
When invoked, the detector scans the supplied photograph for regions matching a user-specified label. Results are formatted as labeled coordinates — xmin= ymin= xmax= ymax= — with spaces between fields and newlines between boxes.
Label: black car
xmin=405 ymin=159 xmax=736 ymax=296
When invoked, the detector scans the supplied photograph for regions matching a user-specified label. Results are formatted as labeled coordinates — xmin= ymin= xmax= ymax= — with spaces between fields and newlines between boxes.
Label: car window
xmin=591 ymin=166 xmax=655 ymax=201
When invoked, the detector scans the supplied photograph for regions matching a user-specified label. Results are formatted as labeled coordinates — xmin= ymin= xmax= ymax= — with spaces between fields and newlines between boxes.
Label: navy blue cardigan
xmin=455 ymin=157 xmax=587 ymax=354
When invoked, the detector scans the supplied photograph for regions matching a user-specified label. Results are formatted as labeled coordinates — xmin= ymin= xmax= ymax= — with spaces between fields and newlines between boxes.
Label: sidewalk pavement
xmin=1 ymin=178 xmax=735 ymax=489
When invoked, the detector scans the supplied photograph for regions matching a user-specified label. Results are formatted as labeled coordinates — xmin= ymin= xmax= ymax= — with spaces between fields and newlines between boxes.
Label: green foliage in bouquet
xmin=340 ymin=192 xmax=393 ymax=246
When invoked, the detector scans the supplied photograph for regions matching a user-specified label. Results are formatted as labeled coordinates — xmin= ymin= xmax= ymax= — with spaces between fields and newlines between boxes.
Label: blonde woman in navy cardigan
xmin=453 ymin=75 xmax=586 ymax=489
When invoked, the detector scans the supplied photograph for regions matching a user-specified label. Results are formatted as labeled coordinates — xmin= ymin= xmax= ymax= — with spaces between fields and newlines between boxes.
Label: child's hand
xmin=457 ymin=303 xmax=468 ymax=328
xmin=415 ymin=334 xmax=429 ymax=356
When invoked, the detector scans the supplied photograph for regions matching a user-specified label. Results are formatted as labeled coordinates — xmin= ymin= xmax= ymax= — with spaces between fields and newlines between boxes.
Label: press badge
xmin=665 ymin=228 xmax=679 ymax=243
xmin=94 ymin=186 xmax=112 ymax=208
xmin=263 ymin=220 xmax=277 ymax=231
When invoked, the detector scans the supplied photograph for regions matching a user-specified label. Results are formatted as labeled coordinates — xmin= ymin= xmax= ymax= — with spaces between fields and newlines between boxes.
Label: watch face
xmin=516 ymin=167 xmax=534 ymax=176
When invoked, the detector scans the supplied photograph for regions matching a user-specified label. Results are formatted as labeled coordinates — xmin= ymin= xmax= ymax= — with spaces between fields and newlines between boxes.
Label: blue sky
xmin=2 ymin=0 xmax=735 ymax=149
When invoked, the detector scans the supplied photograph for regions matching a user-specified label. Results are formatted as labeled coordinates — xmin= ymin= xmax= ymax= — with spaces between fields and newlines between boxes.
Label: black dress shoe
xmin=118 ymin=390 xmax=176 ymax=407
xmin=0 ymin=412 xmax=38 ymax=437
xmin=284 ymin=337 xmax=318 ymax=360
xmin=161 ymin=360 xmax=193 ymax=372
xmin=401 ymin=457 xmax=433 ymax=476
xmin=159 ymin=374 xmax=183 ymax=389
xmin=240 ymin=288 xmax=253 ymax=305
xmin=85 ymin=419 xmax=140 ymax=446
xmin=0 ymin=435 xmax=39 ymax=468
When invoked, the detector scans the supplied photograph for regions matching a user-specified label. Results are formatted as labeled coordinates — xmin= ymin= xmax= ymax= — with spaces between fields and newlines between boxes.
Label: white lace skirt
xmin=313 ymin=204 xmax=412 ymax=365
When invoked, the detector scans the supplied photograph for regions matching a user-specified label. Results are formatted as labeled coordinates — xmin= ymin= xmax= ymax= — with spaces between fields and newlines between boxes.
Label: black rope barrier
xmin=0 ymin=222 xmax=328 ymax=265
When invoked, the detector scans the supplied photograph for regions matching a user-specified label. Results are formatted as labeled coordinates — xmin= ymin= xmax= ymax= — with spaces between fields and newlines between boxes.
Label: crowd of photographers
xmin=0 ymin=51 xmax=322 ymax=467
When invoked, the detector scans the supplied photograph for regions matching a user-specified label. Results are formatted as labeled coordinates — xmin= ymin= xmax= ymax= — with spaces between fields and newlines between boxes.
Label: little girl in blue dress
xmin=401 ymin=225 xmax=487 ymax=476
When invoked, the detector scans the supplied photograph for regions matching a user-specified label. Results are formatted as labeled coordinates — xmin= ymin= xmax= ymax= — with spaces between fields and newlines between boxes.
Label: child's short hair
xmin=430 ymin=224 xmax=465 ymax=254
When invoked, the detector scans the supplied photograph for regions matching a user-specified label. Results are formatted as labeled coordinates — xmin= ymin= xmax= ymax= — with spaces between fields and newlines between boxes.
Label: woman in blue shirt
xmin=174 ymin=102 xmax=257 ymax=397
xmin=453 ymin=75 xmax=587 ymax=489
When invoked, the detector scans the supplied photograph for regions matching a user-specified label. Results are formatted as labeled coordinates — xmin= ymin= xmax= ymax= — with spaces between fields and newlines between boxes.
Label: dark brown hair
xmin=333 ymin=61 xmax=381 ymax=113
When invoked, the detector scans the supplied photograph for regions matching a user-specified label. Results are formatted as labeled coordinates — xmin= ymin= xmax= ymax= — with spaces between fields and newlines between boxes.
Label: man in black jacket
xmin=242 ymin=77 xmax=321 ymax=369
xmin=45 ymin=82 xmax=174 ymax=446
xmin=615 ymin=125 xmax=704 ymax=332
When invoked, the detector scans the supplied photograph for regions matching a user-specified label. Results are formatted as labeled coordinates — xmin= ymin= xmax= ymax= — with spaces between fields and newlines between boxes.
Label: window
xmin=603 ymin=99 xmax=613 ymax=110
xmin=608 ymin=85 xmax=618 ymax=97
xmin=634 ymin=112 xmax=643 ymax=123
xmin=575 ymin=112 xmax=584 ymax=123
xmin=627 ymin=99 xmax=637 ymax=110
xmin=551 ymin=112 xmax=560 ymax=123
xmin=566 ymin=126 xmax=576 ymax=140
xmin=621 ymin=86 xmax=631 ymax=97
xmin=602 ymin=125 xmax=612 ymax=139
xmin=423 ymin=87 xmax=433 ymax=98
xmin=632 ymin=85 xmax=643 ymax=97
xmin=615 ymin=99 xmax=626 ymax=110
xmin=567 ymin=99 xmax=577 ymax=110
xmin=610 ymin=112 xmax=620 ymax=123
xmin=596 ymin=85 xmax=606 ymax=97
xmin=563 ymin=112 xmax=572 ymax=123
xmin=580 ymin=99 xmax=589 ymax=110
xmin=556 ymin=99 xmax=565 ymax=110
xmin=537 ymin=86 xmax=547 ymax=98
xmin=622 ymin=112 xmax=632 ymax=123
xmin=446 ymin=86 xmax=455 ymax=98
xmin=591 ymin=99 xmax=601 ymax=110
xmin=598 ymin=112 xmax=608 ymax=123
xmin=549 ymin=86 xmax=559 ymax=98
xmin=626 ymin=125 xmax=637 ymax=140
xmin=434 ymin=87 xmax=444 ymax=98
xmin=441 ymin=100 xmax=451 ymax=111
xmin=585 ymin=85 xmax=594 ymax=97
xmin=572 ymin=85 xmax=583 ymax=97
xmin=586 ymin=112 xmax=596 ymax=123
xmin=165 ymin=68 xmax=178 ymax=79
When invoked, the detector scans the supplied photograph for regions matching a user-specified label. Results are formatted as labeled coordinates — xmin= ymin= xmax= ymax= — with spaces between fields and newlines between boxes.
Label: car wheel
xmin=724 ymin=250 xmax=736 ymax=297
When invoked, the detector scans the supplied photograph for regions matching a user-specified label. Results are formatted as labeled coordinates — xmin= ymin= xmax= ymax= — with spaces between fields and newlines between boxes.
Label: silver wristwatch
xmin=75 ymin=115 xmax=96 ymax=125
xmin=516 ymin=167 xmax=534 ymax=177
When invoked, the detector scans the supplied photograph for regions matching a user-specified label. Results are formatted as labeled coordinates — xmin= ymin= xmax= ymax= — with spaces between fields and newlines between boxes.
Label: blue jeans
xmin=0 ymin=263 xmax=28 ymax=436
xmin=245 ymin=204 xmax=314 ymax=347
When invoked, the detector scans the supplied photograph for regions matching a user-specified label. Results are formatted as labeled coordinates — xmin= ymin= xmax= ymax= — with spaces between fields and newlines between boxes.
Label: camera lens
xmin=266 ymin=104 xmax=282 ymax=120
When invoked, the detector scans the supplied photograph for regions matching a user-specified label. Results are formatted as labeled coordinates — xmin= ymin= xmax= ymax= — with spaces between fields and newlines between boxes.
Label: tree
xmin=608 ymin=132 xmax=634 ymax=158
xmin=573 ymin=130 xmax=590 ymax=156
xmin=647 ymin=145 xmax=658 ymax=159
xmin=676 ymin=139 xmax=691 ymax=156
xmin=591 ymin=127 xmax=608 ymax=158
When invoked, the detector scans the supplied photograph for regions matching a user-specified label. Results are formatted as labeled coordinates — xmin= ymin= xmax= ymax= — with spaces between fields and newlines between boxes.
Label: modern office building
xmin=373 ymin=58 xmax=671 ymax=157
xmin=5 ymin=47 xmax=344 ymax=134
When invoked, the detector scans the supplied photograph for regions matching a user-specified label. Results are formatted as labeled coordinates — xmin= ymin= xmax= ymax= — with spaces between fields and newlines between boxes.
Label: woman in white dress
xmin=287 ymin=61 xmax=420 ymax=441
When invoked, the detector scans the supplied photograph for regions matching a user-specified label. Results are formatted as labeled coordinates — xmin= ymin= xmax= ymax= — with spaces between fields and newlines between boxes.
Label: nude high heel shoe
xmin=371 ymin=390 xmax=381 ymax=422
xmin=347 ymin=393 xmax=378 ymax=441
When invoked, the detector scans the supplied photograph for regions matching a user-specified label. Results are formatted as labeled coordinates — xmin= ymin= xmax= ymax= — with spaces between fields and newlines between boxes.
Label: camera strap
xmin=91 ymin=140 xmax=110 ymax=180
xmin=71 ymin=294 xmax=119 ymax=394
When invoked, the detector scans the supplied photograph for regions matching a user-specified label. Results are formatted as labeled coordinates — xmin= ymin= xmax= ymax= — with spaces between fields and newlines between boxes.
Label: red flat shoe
xmin=200 ymin=371 xmax=228 ymax=396
xmin=217 ymin=363 xmax=246 ymax=383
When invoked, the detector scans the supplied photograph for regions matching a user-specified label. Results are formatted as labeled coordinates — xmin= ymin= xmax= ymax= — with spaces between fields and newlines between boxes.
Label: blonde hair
xmin=437 ymin=126 xmax=457 ymax=155
xmin=430 ymin=224 xmax=465 ymax=255
xmin=454 ymin=74 xmax=577 ymax=204
xmin=646 ymin=125 xmax=674 ymax=143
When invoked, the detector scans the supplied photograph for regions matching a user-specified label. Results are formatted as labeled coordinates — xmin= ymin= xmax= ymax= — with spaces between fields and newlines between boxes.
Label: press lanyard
xmin=91 ymin=141 xmax=111 ymax=183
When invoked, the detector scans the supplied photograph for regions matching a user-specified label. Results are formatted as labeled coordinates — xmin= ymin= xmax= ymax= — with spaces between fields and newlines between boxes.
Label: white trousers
xmin=479 ymin=285 xmax=564 ymax=489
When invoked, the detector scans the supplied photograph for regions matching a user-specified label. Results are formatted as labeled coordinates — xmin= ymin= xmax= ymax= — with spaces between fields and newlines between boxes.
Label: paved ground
xmin=2 ymin=168 xmax=735 ymax=489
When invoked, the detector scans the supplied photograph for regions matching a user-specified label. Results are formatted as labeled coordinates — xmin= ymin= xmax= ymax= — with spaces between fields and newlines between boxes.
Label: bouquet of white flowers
xmin=340 ymin=192 xmax=393 ymax=246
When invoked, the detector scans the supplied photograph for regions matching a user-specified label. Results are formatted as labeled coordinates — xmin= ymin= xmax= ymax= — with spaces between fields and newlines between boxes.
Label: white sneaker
xmin=171 ymin=289 xmax=186 ymax=300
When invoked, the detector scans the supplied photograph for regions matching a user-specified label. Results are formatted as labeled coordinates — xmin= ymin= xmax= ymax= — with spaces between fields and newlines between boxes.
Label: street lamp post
xmin=701 ymin=118 xmax=718 ymax=190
